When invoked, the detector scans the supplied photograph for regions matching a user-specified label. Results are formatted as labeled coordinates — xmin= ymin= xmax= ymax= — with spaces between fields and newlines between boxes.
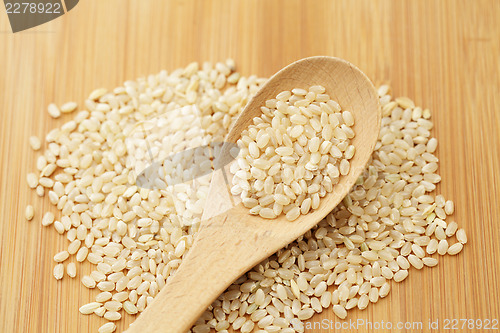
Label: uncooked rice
xmin=47 ymin=103 xmax=61 ymax=118
xmin=29 ymin=136 xmax=41 ymax=151
xmin=98 ymin=322 xmax=116 ymax=333
xmin=67 ymin=262 xmax=77 ymax=277
xmin=80 ymin=302 xmax=102 ymax=315
xmin=26 ymin=173 xmax=38 ymax=188
xmin=53 ymin=263 xmax=64 ymax=280
xmin=26 ymin=60 xmax=466 ymax=332
xmin=25 ymin=205 xmax=34 ymax=221
xmin=61 ymin=102 xmax=78 ymax=113
xmin=231 ymin=86 xmax=355 ymax=221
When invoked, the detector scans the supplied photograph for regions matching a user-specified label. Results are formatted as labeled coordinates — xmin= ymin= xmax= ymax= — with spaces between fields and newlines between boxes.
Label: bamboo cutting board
xmin=1 ymin=1 xmax=499 ymax=332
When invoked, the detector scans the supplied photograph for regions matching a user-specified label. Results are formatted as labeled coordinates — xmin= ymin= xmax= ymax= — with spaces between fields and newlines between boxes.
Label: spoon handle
xmin=125 ymin=212 xmax=259 ymax=333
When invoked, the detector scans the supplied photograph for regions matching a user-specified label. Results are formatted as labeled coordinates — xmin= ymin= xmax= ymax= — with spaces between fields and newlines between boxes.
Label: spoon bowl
xmin=126 ymin=56 xmax=381 ymax=333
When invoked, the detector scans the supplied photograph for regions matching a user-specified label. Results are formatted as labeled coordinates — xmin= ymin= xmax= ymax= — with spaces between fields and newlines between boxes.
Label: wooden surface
xmin=0 ymin=1 xmax=499 ymax=332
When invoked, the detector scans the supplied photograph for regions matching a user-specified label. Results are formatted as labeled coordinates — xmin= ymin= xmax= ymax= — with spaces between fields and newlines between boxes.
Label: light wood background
xmin=1 ymin=1 xmax=499 ymax=332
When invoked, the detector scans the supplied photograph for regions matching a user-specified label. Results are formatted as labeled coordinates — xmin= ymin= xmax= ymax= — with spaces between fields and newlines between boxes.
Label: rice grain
xmin=47 ymin=103 xmax=61 ymax=118
xmin=25 ymin=205 xmax=34 ymax=221
xmin=456 ymin=229 xmax=467 ymax=244
xmin=29 ymin=136 xmax=41 ymax=150
xmin=333 ymin=305 xmax=347 ymax=319
xmin=60 ymin=102 xmax=78 ymax=113
xmin=53 ymin=264 xmax=64 ymax=280
xmin=447 ymin=243 xmax=463 ymax=255
xmin=79 ymin=302 xmax=101 ymax=315
xmin=98 ymin=322 xmax=116 ymax=333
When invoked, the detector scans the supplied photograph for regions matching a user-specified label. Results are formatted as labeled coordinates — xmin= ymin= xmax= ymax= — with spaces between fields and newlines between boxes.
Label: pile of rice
xmin=26 ymin=60 xmax=466 ymax=333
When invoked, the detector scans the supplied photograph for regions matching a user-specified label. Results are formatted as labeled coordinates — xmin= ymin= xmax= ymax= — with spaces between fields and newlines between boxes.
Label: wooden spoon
xmin=126 ymin=56 xmax=381 ymax=333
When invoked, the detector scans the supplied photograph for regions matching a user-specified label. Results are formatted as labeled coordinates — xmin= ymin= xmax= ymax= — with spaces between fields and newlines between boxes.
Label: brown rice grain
xmin=79 ymin=302 xmax=101 ymax=315
xmin=67 ymin=262 xmax=76 ymax=277
xmin=456 ymin=229 xmax=467 ymax=244
xmin=98 ymin=322 xmax=116 ymax=333
xmin=29 ymin=136 xmax=41 ymax=150
xmin=332 ymin=305 xmax=347 ymax=319
xmin=47 ymin=103 xmax=61 ymax=118
xmin=103 ymin=311 xmax=121 ymax=321
xmin=53 ymin=263 xmax=64 ymax=280
xmin=25 ymin=205 xmax=34 ymax=221
xmin=60 ymin=102 xmax=78 ymax=113
xmin=394 ymin=270 xmax=409 ymax=282
xmin=82 ymin=275 xmax=96 ymax=288
xmin=53 ymin=250 xmax=69 ymax=262
xmin=447 ymin=243 xmax=463 ymax=255
xmin=94 ymin=306 xmax=106 ymax=317
xmin=124 ymin=301 xmax=139 ymax=315
xmin=437 ymin=239 xmax=449 ymax=255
